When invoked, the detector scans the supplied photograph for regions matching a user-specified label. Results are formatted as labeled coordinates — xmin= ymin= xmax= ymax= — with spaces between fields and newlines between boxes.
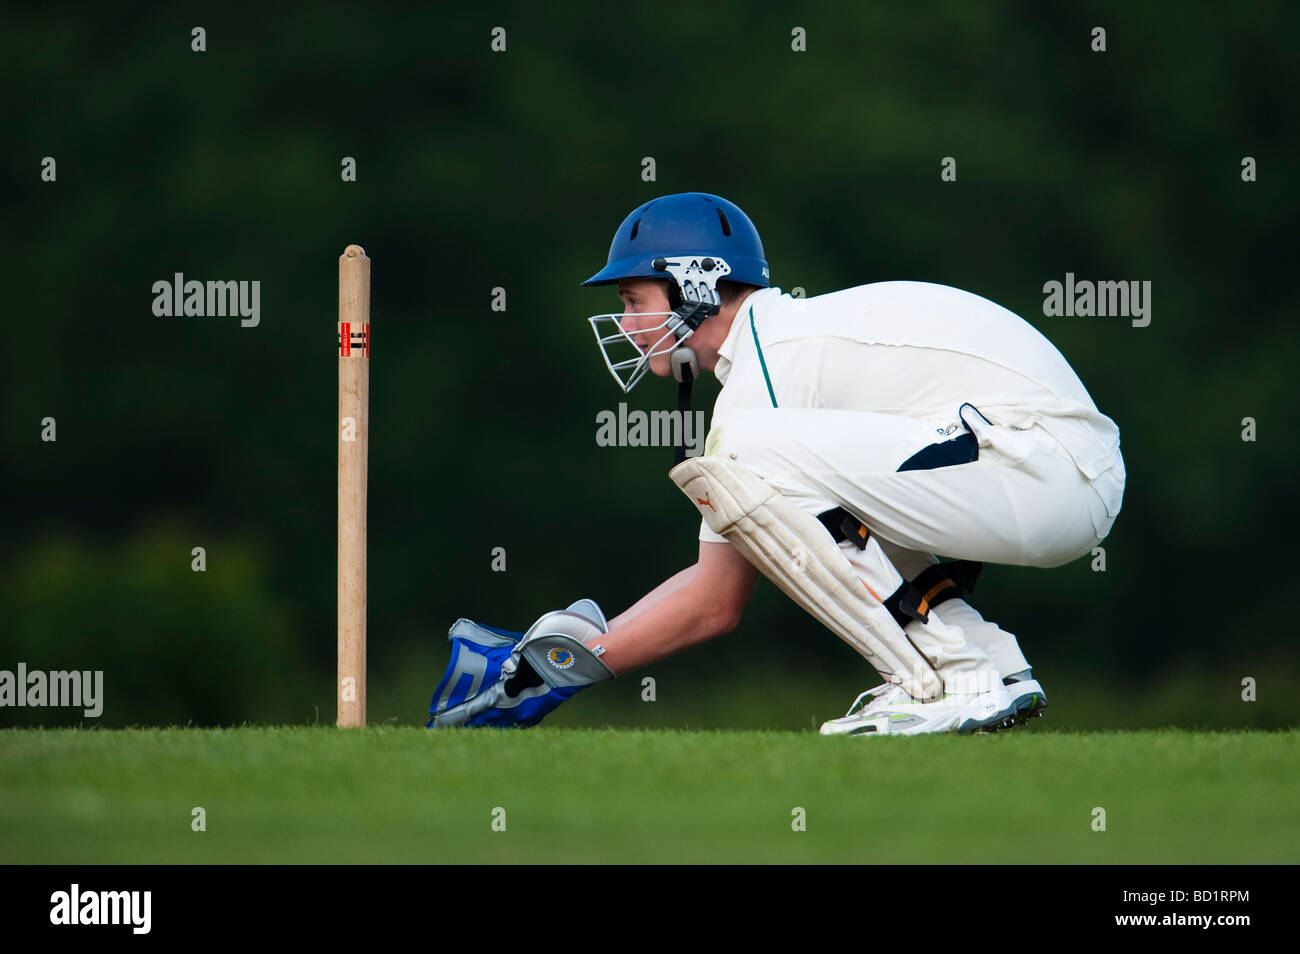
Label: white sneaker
xmin=819 ymin=684 xmax=1018 ymax=737
xmin=817 ymin=683 xmax=909 ymax=736
xmin=1004 ymin=677 xmax=1048 ymax=725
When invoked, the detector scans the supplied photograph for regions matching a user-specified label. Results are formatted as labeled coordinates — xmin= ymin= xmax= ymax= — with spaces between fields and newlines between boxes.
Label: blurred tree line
xmin=2 ymin=2 xmax=1296 ymax=727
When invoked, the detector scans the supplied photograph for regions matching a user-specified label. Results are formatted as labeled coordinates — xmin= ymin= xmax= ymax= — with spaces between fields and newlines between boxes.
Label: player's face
xmin=617 ymin=278 xmax=675 ymax=377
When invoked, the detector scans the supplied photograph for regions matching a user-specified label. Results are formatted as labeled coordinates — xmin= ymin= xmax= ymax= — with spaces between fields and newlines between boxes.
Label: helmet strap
xmin=670 ymin=348 xmax=698 ymax=465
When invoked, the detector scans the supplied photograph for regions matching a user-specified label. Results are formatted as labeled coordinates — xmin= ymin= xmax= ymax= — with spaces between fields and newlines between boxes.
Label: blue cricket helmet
xmin=582 ymin=192 xmax=770 ymax=288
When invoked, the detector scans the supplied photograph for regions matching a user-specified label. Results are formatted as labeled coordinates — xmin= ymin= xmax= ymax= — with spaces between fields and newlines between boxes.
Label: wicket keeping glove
xmin=427 ymin=599 xmax=614 ymax=728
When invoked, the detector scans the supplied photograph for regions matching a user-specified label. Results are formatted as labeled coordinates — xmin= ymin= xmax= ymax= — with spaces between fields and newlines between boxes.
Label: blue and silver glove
xmin=427 ymin=599 xmax=614 ymax=728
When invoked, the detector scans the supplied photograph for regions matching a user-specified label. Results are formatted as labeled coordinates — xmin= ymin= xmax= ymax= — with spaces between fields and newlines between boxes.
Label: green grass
xmin=2 ymin=726 xmax=1297 ymax=863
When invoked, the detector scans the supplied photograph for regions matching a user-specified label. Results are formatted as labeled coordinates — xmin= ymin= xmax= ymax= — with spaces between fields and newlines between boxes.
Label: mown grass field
xmin=1 ymin=727 xmax=1297 ymax=864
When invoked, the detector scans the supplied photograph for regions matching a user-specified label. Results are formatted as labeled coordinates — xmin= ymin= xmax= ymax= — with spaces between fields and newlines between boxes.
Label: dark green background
xmin=3 ymin=3 xmax=1296 ymax=729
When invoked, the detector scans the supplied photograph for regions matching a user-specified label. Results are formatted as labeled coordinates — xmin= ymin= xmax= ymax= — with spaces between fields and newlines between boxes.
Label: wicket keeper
xmin=429 ymin=193 xmax=1124 ymax=736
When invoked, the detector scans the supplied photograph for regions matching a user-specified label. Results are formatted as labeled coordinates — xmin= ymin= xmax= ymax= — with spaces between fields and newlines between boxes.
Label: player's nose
xmin=620 ymin=314 xmax=653 ymax=351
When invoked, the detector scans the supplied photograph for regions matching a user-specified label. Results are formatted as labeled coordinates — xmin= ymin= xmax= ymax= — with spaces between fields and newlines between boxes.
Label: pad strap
xmin=815 ymin=506 xmax=983 ymax=628
xmin=884 ymin=560 xmax=983 ymax=628
xmin=817 ymin=507 xmax=871 ymax=550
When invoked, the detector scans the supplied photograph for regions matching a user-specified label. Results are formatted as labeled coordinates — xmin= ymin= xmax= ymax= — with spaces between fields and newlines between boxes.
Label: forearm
xmin=592 ymin=541 xmax=756 ymax=675
xmin=593 ymin=583 xmax=728 ymax=674
xmin=608 ymin=564 xmax=696 ymax=631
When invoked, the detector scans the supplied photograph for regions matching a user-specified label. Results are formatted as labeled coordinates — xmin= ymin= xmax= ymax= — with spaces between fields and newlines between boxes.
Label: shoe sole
xmin=1005 ymin=682 xmax=1048 ymax=728
xmin=957 ymin=705 xmax=1019 ymax=734
xmin=822 ymin=686 xmax=1038 ymax=737
xmin=952 ymin=683 xmax=1044 ymax=734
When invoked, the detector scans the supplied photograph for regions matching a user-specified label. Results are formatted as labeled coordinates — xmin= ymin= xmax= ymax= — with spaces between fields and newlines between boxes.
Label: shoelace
xmin=844 ymin=683 xmax=906 ymax=717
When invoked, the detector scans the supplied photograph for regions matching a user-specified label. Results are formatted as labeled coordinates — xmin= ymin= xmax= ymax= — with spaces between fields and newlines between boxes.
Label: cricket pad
xmin=670 ymin=455 xmax=942 ymax=701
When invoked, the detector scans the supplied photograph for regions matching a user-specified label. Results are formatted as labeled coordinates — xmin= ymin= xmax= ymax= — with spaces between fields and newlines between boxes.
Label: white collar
xmin=714 ymin=287 xmax=781 ymax=385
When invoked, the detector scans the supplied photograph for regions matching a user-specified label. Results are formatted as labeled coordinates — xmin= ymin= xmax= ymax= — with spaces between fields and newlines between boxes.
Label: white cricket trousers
xmin=708 ymin=407 xmax=1125 ymax=681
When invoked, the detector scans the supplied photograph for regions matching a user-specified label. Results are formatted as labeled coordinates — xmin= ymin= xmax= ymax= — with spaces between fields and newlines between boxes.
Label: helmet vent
xmin=629 ymin=218 xmax=640 ymax=240
xmin=716 ymin=208 xmax=732 ymax=236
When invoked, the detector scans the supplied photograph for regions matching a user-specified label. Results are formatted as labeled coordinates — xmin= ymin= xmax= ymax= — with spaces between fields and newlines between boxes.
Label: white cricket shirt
xmin=698 ymin=281 xmax=1123 ymax=542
